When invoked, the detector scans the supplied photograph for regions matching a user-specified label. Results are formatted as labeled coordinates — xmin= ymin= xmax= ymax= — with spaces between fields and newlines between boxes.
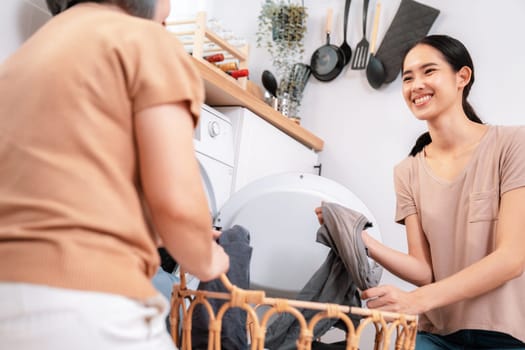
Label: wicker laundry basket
xmin=169 ymin=272 xmax=417 ymax=350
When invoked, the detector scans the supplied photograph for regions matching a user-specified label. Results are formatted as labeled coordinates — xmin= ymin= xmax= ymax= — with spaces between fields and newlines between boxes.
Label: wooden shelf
xmin=166 ymin=12 xmax=322 ymax=151
xmin=167 ymin=12 xmax=250 ymax=90
xmin=193 ymin=57 xmax=325 ymax=152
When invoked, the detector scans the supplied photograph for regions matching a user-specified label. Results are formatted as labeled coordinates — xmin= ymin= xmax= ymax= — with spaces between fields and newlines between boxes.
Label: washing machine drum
xmin=214 ymin=173 xmax=382 ymax=297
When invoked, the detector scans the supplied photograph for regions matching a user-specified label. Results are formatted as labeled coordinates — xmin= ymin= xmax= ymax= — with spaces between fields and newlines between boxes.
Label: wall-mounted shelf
xmin=166 ymin=12 xmax=249 ymax=90
xmin=166 ymin=12 xmax=323 ymax=152
xmin=192 ymin=57 xmax=324 ymax=152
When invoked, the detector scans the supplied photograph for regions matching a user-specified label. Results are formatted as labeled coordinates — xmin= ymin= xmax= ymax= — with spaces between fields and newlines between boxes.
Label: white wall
xmin=0 ymin=0 xmax=51 ymax=62
xmin=2 ymin=0 xmax=524 ymax=314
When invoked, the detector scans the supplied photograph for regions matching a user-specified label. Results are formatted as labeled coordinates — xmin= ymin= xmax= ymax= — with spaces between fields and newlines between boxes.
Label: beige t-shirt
xmin=0 ymin=3 xmax=204 ymax=299
xmin=395 ymin=125 xmax=525 ymax=342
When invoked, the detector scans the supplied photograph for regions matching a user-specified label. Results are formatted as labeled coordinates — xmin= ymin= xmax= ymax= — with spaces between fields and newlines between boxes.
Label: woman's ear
xmin=457 ymin=66 xmax=472 ymax=88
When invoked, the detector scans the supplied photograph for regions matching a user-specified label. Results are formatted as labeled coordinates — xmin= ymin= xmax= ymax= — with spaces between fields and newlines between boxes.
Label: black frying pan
xmin=310 ymin=8 xmax=345 ymax=82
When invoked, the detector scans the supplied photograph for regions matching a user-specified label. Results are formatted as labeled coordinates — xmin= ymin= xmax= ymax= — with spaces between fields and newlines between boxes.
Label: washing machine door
xmin=196 ymin=152 xmax=233 ymax=219
xmin=214 ymin=173 xmax=382 ymax=297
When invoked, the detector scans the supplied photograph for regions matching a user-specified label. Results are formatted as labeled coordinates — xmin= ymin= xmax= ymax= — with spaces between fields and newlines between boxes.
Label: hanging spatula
xmin=351 ymin=0 xmax=370 ymax=70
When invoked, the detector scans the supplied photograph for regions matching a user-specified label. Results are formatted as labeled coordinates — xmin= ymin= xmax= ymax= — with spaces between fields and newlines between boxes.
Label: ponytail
xmin=409 ymin=132 xmax=431 ymax=157
xmin=463 ymin=100 xmax=482 ymax=124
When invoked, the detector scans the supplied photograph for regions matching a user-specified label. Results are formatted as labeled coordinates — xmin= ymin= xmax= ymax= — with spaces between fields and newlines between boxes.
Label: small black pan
xmin=310 ymin=8 xmax=345 ymax=82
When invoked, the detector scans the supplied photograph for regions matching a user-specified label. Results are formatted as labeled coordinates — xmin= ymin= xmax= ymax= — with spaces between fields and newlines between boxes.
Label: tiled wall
xmin=1 ymin=0 xmax=51 ymax=62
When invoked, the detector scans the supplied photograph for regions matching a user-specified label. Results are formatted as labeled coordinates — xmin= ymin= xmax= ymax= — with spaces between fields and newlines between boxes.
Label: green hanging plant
xmin=256 ymin=0 xmax=308 ymax=80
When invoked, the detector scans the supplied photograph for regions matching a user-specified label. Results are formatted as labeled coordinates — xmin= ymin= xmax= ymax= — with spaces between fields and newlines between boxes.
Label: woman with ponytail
xmin=0 ymin=1 xmax=229 ymax=349
xmin=320 ymin=35 xmax=525 ymax=348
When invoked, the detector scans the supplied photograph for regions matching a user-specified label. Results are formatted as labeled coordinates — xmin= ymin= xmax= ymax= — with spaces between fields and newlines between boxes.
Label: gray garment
xmin=264 ymin=202 xmax=383 ymax=350
xmin=319 ymin=202 xmax=383 ymax=290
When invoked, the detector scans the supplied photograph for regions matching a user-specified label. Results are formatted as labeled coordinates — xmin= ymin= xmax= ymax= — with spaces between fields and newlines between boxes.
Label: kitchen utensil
xmin=351 ymin=0 xmax=370 ymax=70
xmin=278 ymin=63 xmax=311 ymax=120
xmin=310 ymin=8 xmax=345 ymax=82
xmin=339 ymin=0 xmax=353 ymax=66
xmin=366 ymin=1 xmax=385 ymax=89
xmin=290 ymin=63 xmax=311 ymax=100
xmin=262 ymin=70 xmax=278 ymax=97
xmin=375 ymin=0 xmax=440 ymax=83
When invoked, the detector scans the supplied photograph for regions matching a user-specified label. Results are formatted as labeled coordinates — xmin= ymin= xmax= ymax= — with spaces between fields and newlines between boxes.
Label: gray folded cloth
xmin=319 ymin=202 xmax=382 ymax=290
xmin=375 ymin=0 xmax=440 ymax=84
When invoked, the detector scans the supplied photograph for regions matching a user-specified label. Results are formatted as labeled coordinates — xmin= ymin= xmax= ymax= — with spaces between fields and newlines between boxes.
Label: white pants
xmin=0 ymin=282 xmax=177 ymax=350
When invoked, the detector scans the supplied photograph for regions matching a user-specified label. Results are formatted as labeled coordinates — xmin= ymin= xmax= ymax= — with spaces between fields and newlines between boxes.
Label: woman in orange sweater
xmin=0 ymin=1 xmax=229 ymax=349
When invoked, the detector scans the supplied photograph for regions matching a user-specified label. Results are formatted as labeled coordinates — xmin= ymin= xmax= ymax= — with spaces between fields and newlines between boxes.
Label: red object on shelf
xmin=204 ymin=53 xmax=225 ymax=63
xmin=227 ymin=69 xmax=249 ymax=79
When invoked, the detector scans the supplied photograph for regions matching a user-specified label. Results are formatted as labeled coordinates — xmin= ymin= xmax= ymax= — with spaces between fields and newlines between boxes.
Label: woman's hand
xmin=207 ymin=242 xmax=229 ymax=281
xmin=212 ymin=229 xmax=222 ymax=240
xmin=315 ymin=206 xmax=324 ymax=225
xmin=361 ymin=285 xmax=428 ymax=316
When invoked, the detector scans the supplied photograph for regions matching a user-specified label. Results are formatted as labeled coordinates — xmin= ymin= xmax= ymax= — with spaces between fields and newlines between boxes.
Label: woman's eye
xmin=402 ymin=76 xmax=413 ymax=82
xmin=424 ymin=68 xmax=435 ymax=75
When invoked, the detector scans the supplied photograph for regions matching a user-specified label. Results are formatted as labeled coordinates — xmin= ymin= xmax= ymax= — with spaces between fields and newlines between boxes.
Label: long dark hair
xmin=46 ymin=0 xmax=157 ymax=19
xmin=404 ymin=35 xmax=483 ymax=156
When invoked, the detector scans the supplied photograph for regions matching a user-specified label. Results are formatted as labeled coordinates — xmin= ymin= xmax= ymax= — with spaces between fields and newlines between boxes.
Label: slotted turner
xmin=351 ymin=0 xmax=370 ymax=70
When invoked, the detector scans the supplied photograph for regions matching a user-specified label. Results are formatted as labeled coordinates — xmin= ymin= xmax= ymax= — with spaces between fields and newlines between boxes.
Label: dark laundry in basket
xmin=191 ymin=225 xmax=253 ymax=350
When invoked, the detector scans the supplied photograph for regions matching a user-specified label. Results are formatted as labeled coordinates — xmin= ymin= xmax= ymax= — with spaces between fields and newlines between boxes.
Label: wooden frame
xmin=166 ymin=12 xmax=250 ymax=90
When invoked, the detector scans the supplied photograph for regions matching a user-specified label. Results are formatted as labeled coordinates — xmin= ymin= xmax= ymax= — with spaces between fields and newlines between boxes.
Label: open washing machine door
xmin=214 ymin=173 xmax=382 ymax=297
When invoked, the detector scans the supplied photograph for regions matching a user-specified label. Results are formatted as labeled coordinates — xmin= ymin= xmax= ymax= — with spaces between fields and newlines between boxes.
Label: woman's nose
xmin=411 ymin=75 xmax=426 ymax=90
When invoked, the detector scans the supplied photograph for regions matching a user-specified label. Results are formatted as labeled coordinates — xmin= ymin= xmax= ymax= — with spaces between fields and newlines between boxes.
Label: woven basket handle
xmin=178 ymin=268 xmax=233 ymax=292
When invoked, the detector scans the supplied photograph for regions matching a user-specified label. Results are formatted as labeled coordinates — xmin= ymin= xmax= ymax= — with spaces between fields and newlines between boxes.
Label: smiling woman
xmin=356 ymin=35 xmax=525 ymax=349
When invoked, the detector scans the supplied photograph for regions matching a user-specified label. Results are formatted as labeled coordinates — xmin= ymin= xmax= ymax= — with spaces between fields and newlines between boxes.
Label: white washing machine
xmin=194 ymin=105 xmax=235 ymax=220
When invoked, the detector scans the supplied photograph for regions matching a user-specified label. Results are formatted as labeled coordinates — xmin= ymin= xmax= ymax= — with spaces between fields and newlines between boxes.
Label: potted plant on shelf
xmin=257 ymin=0 xmax=307 ymax=78
xmin=256 ymin=0 xmax=308 ymax=123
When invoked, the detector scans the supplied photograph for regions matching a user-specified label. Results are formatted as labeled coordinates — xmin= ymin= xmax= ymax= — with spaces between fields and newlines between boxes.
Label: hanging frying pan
xmin=310 ymin=8 xmax=345 ymax=82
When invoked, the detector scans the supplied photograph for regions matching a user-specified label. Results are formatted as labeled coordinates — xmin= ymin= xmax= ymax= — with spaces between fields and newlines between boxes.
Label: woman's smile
xmin=413 ymin=94 xmax=433 ymax=106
